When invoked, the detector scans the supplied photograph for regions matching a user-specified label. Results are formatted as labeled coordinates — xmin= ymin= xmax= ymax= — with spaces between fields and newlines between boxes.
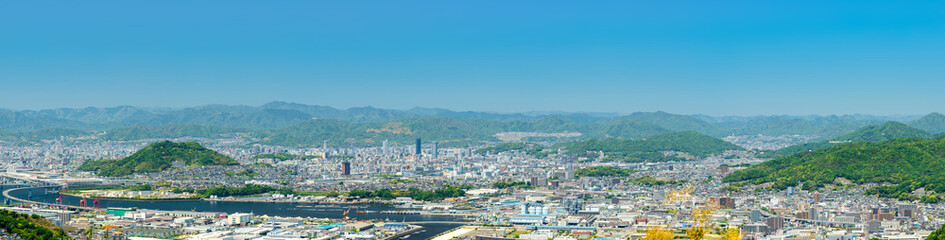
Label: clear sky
xmin=1 ymin=1 xmax=943 ymax=115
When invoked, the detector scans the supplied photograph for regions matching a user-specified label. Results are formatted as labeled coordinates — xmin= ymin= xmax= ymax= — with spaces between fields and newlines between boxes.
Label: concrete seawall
xmin=381 ymin=225 xmax=425 ymax=240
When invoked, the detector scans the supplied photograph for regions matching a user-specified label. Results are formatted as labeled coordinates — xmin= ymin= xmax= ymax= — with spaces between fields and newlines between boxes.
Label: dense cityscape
xmin=2 ymin=119 xmax=945 ymax=240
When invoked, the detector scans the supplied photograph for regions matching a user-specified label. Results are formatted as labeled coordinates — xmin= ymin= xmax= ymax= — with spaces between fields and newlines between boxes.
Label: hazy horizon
xmin=0 ymin=101 xmax=937 ymax=119
xmin=2 ymin=1 xmax=944 ymax=115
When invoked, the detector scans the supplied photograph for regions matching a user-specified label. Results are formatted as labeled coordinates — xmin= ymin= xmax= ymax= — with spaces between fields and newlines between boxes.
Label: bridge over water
xmin=2 ymin=185 xmax=100 ymax=211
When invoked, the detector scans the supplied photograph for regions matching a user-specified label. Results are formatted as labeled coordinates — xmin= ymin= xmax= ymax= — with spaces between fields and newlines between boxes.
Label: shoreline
xmin=61 ymin=192 xmax=199 ymax=202
xmin=7 ymin=186 xmax=473 ymax=240
xmin=61 ymin=192 xmax=405 ymax=205
xmin=381 ymin=226 xmax=425 ymax=240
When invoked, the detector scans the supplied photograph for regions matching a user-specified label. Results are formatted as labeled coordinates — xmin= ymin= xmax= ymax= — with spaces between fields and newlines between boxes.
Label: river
xmin=3 ymin=187 xmax=466 ymax=240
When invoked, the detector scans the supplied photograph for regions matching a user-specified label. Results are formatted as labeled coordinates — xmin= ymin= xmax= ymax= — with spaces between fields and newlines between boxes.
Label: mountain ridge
xmin=762 ymin=121 xmax=933 ymax=157
xmin=724 ymin=136 xmax=945 ymax=202
xmin=78 ymin=141 xmax=239 ymax=176
xmin=0 ymin=102 xmax=941 ymax=148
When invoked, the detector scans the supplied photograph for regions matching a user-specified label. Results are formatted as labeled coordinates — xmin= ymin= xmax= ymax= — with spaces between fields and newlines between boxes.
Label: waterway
xmin=2 ymin=186 xmax=466 ymax=240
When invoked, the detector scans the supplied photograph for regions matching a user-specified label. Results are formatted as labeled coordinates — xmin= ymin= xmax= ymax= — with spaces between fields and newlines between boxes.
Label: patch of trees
xmin=575 ymin=166 xmax=633 ymax=177
xmin=346 ymin=186 xmax=468 ymax=201
xmin=563 ymin=131 xmax=740 ymax=162
xmin=492 ymin=181 xmax=533 ymax=189
xmin=0 ymin=209 xmax=69 ymax=240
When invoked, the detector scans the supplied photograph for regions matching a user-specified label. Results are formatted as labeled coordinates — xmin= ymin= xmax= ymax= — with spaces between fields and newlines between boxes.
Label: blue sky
xmin=1 ymin=1 xmax=943 ymax=115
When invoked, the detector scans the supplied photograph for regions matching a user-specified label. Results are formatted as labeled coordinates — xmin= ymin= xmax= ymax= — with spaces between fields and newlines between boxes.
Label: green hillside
xmin=762 ymin=121 xmax=932 ymax=157
xmin=760 ymin=141 xmax=836 ymax=158
xmin=909 ymin=113 xmax=945 ymax=134
xmin=587 ymin=118 xmax=671 ymax=139
xmin=575 ymin=166 xmax=633 ymax=177
xmin=0 ymin=209 xmax=69 ymax=240
xmin=724 ymin=137 xmax=945 ymax=202
xmin=563 ymin=131 xmax=741 ymax=162
xmin=704 ymin=115 xmax=889 ymax=140
xmin=621 ymin=111 xmax=722 ymax=135
xmin=835 ymin=121 xmax=932 ymax=142
xmin=79 ymin=141 xmax=238 ymax=176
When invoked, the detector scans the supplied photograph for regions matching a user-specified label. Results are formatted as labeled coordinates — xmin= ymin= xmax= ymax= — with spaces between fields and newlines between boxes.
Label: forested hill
xmin=78 ymin=141 xmax=238 ymax=177
xmin=909 ymin=112 xmax=945 ymax=134
xmin=562 ymin=131 xmax=742 ymax=162
xmin=762 ymin=121 xmax=933 ymax=158
xmin=835 ymin=121 xmax=932 ymax=142
xmin=724 ymin=136 xmax=945 ymax=202
xmin=0 ymin=209 xmax=69 ymax=240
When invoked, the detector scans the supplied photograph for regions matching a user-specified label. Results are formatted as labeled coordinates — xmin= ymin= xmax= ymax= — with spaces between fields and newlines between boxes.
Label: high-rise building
xmin=415 ymin=138 xmax=422 ymax=155
xmin=341 ymin=161 xmax=351 ymax=175
xmin=432 ymin=141 xmax=438 ymax=158
xmin=382 ymin=140 xmax=388 ymax=153
xmin=766 ymin=216 xmax=784 ymax=231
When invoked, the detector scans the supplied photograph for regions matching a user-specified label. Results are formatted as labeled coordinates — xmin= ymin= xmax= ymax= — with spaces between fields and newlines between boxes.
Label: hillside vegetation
xmin=724 ymin=136 xmax=945 ymax=202
xmin=563 ymin=131 xmax=741 ymax=162
xmin=79 ymin=141 xmax=238 ymax=176
xmin=0 ymin=209 xmax=69 ymax=240
xmin=574 ymin=166 xmax=633 ymax=177
xmin=762 ymin=121 xmax=932 ymax=158
xmin=909 ymin=113 xmax=945 ymax=134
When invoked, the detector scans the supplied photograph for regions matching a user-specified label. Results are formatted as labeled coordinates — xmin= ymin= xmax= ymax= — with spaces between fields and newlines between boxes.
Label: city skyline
xmin=1 ymin=1 xmax=944 ymax=115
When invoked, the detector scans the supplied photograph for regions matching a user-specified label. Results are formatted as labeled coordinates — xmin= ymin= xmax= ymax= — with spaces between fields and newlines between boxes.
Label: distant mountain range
xmin=562 ymin=131 xmax=743 ymax=162
xmin=761 ymin=121 xmax=936 ymax=157
xmin=0 ymin=102 xmax=941 ymax=148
